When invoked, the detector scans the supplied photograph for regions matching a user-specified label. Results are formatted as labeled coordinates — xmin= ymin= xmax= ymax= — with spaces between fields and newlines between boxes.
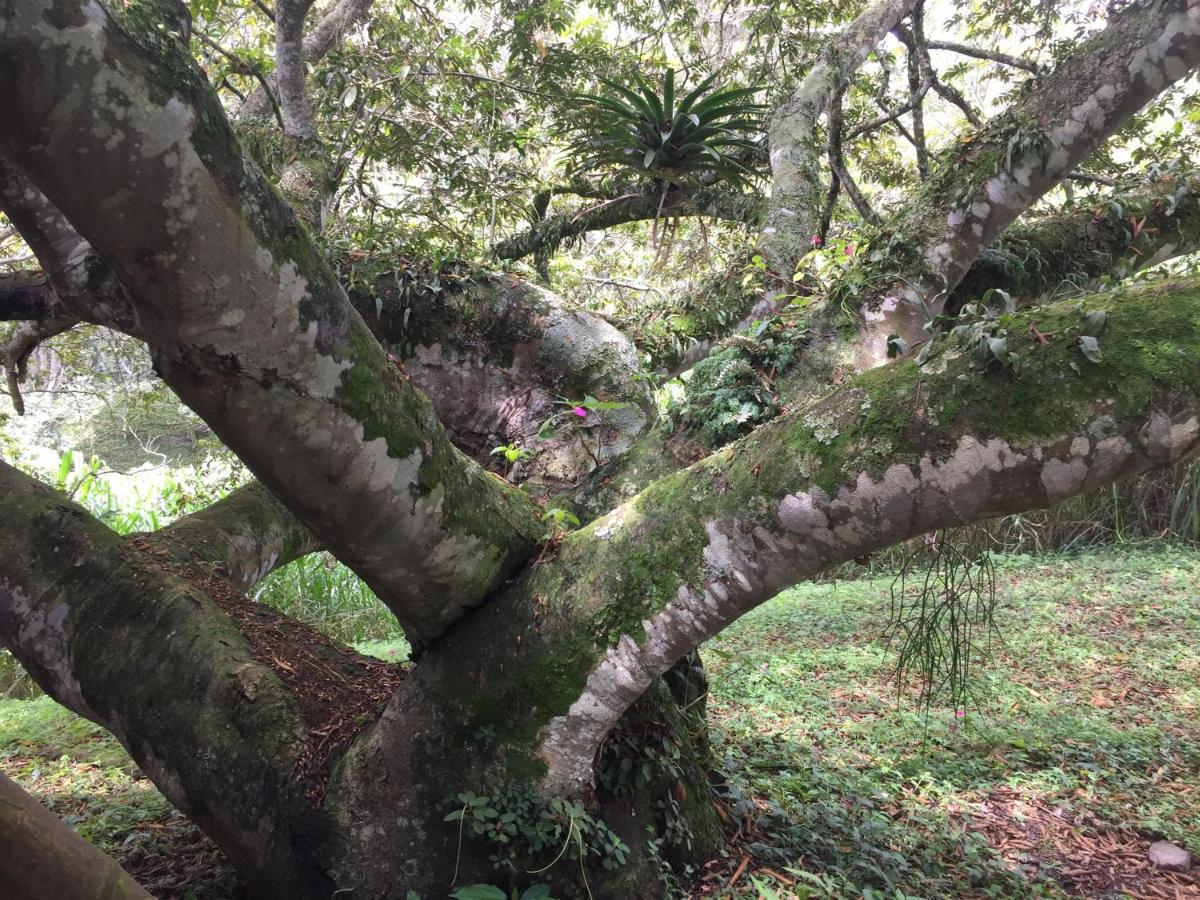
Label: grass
xmin=251 ymin=552 xmax=404 ymax=646
xmin=1 ymin=545 xmax=1198 ymax=898
xmin=701 ymin=544 xmax=1200 ymax=898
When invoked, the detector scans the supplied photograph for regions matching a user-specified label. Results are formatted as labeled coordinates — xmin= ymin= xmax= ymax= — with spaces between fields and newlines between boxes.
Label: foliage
xmin=252 ymin=554 xmax=403 ymax=646
xmin=445 ymin=785 xmax=629 ymax=877
xmin=669 ymin=318 xmax=803 ymax=446
xmin=562 ymin=70 xmax=765 ymax=188
xmin=885 ymin=533 xmax=1000 ymax=716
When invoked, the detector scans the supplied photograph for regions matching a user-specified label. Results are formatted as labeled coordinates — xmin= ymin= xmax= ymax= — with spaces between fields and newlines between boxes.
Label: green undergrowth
xmin=1 ymin=547 xmax=1198 ymax=897
xmin=704 ymin=543 xmax=1200 ymax=898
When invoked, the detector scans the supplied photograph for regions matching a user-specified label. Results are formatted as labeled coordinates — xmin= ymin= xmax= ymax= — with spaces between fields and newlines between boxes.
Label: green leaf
xmin=1079 ymin=334 xmax=1104 ymax=363
xmin=1081 ymin=309 xmax=1109 ymax=338
xmin=450 ymin=887 xmax=507 ymax=900
xmin=519 ymin=886 xmax=554 ymax=900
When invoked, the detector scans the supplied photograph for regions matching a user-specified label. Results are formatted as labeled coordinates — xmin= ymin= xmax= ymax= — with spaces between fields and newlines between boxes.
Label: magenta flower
xmin=572 ymin=406 xmax=588 ymax=418
xmin=808 ymin=235 xmax=823 ymax=248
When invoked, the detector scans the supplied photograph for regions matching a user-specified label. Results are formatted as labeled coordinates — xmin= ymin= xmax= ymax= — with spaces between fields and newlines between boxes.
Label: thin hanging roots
xmin=648 ymin=181 xmax=682 ymax=270
xmin=884 ymin=530 xmax=1000 ymax=716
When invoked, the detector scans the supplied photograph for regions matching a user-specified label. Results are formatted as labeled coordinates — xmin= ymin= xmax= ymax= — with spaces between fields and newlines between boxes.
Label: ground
xmin=2 ymin=545 xmax=1198 ymax=899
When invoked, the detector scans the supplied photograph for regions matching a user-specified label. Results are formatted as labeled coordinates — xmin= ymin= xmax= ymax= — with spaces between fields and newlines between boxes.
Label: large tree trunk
xmin=6 ymin=275 xmax=1200 ymax=897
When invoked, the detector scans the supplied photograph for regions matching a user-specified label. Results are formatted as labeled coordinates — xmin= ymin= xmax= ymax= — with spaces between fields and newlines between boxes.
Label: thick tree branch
xmin=346 ymin=264 xmax=652 ymax=482
xmin=144 ymin=480 xmax=320 ymax=590
xmin=0 ymin=460 xmax=389 ymax=897
xmin=849 ymin=0 xmax=1200 ymax=367
xmin=492 ymin=183 xmax=764 ymax=261
xmin=0 ymin=0 xmax=543 ymax=648
xmin=0 ymin=771 xmax=152 ymax=900
xmin=406 ymin=275 xmax=1200 ymax=796
xmin=761 ymin=0 xmax=917 ymax=280
xmin=0 ymin=160 xmax=138 ymax=335
xmin=0 ymin=269 xmax=62 ymax=321
xmin=952 ymin=172 xmax=1200 ymax=306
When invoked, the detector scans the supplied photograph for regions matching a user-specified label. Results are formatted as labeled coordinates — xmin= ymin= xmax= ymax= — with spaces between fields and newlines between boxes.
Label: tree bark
xmin=2 ymin=2 xmax=1200 ymax=898
xmin=760 ymin=0 xmax=917 ymax=280
xmin=848 ymin=0 xmax=1200 ymax=367
xmin=0 ymin=0 xmax=544 ymax=648
xmin=0 ymin=771 xmax=152 ymax=900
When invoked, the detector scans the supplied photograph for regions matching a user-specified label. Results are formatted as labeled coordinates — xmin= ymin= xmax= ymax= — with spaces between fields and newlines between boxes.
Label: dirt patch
xmin=967 ymin=786 xmax=1200 ymax=898
xmin=125 ymin=538 xmax=407 ymax=799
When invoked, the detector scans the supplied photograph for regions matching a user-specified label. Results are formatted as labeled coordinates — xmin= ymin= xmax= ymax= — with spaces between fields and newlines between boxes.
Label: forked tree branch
xmin=0 ymin=0 xmax=544 ymax=648
xmin=405 ymin=276 xmax=1200 ymax=795
xmin=847 ymin=0 xmax=1200 ymax=367
xmin=760 ymin=0 xmax=918 ymax=279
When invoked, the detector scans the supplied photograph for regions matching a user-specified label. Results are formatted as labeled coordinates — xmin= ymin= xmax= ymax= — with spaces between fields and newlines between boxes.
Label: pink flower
xmin=845 ymin=244 xmax=856 ymax=256
xmin=572 ymin=406 xmax=588 ymax=418
xmin=808 ymin=235 xmax=823 ymax=248
xmin=955 ymin=709 xmax=966 ymax=718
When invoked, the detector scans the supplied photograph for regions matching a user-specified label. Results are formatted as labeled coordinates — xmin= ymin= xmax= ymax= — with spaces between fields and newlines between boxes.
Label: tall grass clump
xmin=251 ymin=554 xmax=402 ymax=646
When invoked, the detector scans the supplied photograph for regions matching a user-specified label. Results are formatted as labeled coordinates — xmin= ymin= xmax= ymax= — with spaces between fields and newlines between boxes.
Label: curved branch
xmin=953 ymin=173 xmax=1200 ymax=306
xmin=0 ymin=771 xmax=152 ymax=900
xmin=409 ymin=275 xmax=1200 ymax=796
xmin=2 ymin=315 xmax=77 ymax=415
xmin=827 ymin=91 xmax=880 ymax=225
xmin=848 ymin=0 xmax=1200 ymax=367
xmin=0 ymin=160 xmax=138 ymax=336
xmin=492 ymin=184 xmax=764 ymax=261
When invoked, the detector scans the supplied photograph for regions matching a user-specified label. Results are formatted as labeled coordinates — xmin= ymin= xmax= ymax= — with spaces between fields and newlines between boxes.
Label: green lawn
xmin=702 ymin=545 xmax=1200 ymax=898
xmin=2 ymin=546 xmax=1199 ymax=898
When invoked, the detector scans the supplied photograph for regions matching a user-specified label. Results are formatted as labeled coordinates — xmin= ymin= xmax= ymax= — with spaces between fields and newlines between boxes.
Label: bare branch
xmin=827 ymin=91 xmax=880 ymax=225
xmin=925 ymin=38 xmax=1042 ymax=75
xmin=492 ymin=184 xmax=764 ymax=261
xmin=846 ymin=83 xmax=930 ymax=140
xmin=3 ymin=315 xmax=77 ymax=415
xmin=274 ymin=0 xmax=318 ymax=142
xmin=894 ymin=13 xmax=930 ymax=178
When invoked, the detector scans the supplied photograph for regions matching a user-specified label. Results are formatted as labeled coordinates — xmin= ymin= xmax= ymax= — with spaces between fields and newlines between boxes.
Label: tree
xmin=1 ymin=0 xmax=1200 ymax=896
